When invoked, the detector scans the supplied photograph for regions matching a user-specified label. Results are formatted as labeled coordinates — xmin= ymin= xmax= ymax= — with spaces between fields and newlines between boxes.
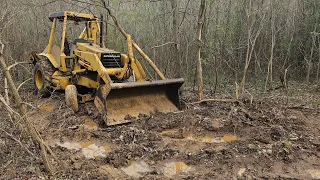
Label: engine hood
xmin=75 ymin=42 xmax=120 ymax=55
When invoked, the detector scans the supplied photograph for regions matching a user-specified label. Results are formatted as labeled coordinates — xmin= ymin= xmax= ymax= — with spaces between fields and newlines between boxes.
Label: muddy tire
xmin=33 ymin=57 xmax=55 ymax=97
xmin=65 ymin=85 xmax=79 ymax=112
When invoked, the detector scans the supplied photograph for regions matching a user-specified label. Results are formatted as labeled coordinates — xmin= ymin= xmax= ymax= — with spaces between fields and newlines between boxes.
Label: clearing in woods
xmin=3 ymin=87 xmax=320 ymax=179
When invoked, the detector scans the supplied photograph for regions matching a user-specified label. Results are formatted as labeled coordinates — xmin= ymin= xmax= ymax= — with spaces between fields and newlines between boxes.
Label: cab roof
xmin=49 ymin=11 xmax=97 ymax=22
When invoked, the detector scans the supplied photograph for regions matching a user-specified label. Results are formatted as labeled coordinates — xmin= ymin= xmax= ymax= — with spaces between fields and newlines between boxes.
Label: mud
xmin=2 ymin=91 xmax=320 ymax=179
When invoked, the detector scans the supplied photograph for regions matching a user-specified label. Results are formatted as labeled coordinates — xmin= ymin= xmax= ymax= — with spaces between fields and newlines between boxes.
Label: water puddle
xmin=160 ymin=130 xmax=238 ymax=144
xmin=221 ymin=135 xmax=238 ymax=142
xmin=121 ymin=161 xmax=151 ymax=178
xmin=103 ymin=146 xmax=111 ymax=152
xmin=160 ymin=129 xmax=179 ymax=135
xmin=81 ymin=143 xmax=108 ymax=159
xmin=81 ymin=116 xmax=98 ymax=131
xmin=119 ymin=160 xmax=193 ymax=178
xmin=79 ymin=141 xmax=94 ymax=148
xmin=307 ymin=169 xmax=320 ymax=179
xmin=163 ymin=161 xmax=192 ymax=178
xmin=57 ymin=142 xmax=82 ymax=150
xmin=201 ymin=136 xmax=221 ymax=143
xmin=57 ymin=141 xmax=111 ymax=159
xmin=200 ymin=135 xmax=237 ymax=143
xmin=160 ymin=129 xmax=184 ymax=138
xmin=39 ymin=103 xmax=55 ymax=112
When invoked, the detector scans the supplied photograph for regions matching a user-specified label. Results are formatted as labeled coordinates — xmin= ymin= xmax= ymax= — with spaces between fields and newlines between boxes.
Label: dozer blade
xmin=94 ymin=78 xmax=184 ymax=126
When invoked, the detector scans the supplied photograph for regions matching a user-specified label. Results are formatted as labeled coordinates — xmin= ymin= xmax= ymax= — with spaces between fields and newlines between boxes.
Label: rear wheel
xmin=65 ymin=85 xmax=79 ymax=112
xmin=33 ymin=57 xmax=55 ymax=97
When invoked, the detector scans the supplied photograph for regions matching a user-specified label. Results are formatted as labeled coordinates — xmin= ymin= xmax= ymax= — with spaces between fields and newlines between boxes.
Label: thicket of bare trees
xmin=1 ymin=0 xmax=320 ymax=92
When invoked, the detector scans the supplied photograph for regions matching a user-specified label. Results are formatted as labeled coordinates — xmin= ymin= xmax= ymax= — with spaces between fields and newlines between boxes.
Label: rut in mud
xmin=14 ymin=91 xmax=318 ymax=179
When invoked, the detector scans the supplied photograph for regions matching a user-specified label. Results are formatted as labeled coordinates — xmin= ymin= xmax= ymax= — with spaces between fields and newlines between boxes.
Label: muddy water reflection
xmin=163 ymin=161 xmax=192 ymax=177
xmin=57 ymin=141 xmax=111 ymax=159
xmin=160 ymin=130 xmax=238 ymax=143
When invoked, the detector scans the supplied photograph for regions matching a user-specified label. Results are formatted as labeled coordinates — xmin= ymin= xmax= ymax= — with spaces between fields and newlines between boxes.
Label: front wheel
xmin=65 ymin=85 xmax=79 ymax=112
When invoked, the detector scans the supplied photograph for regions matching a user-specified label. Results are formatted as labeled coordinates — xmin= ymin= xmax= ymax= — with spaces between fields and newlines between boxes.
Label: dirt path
xmin=28 ymin=94 xmax=320 ymax=179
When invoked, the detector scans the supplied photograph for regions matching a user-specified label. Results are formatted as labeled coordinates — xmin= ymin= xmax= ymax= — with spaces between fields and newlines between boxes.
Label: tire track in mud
xmin=29 ymin=96 xmax=320 ymax=179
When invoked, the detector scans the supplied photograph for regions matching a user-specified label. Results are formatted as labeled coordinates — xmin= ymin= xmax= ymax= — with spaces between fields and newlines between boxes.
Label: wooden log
xmin=189 ymin=98 xmax=239 ymax=105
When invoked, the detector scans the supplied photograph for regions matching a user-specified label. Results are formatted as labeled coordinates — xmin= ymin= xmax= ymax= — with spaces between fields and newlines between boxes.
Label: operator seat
xmin=64 ymin=37 xmax=70 ymax=56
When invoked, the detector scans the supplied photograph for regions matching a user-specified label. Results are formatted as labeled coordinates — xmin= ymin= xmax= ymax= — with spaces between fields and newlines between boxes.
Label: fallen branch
xmin=0 ymin=41 xmax=55 ymax=174
xmin=0 ymin=128 xmax=35 ymax=157
xmin=4 ymin=78 xmax=9 ymax=105
xmin=7 ymin=62 xmax=31 ymax=70
xmin=188 ymin=98 xmax=239 ymax=105
xmin=21 ymin=102 xmax=38 ymax=110
xmin=0 ymin=94 xmax=15 ymax=115
xmin=0 ymin=93 xmax=25 ymax=130
xmin=0 ymin=160 xmax=12 ymax=171
xmin=17 ymin=78 xmax=32 ymax=91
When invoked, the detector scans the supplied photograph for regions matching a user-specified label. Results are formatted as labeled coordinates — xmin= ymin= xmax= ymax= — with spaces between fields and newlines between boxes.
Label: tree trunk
xmin=170 ymin=0 xmax=181 ymax=78
xmin=240 ymin=0 xmax=265 ymax=92
xmin=317 ymin=37 xmax=320 ymax=83
xmin=306 ymin=42 xmax=314 ymax=83
xmin=240 ymin=0 xmax=253 ymax=92
xmin=265 ymin=9 xmax=275 ymax=91
xmin=196 ymin=0 xmax=205 ymax=101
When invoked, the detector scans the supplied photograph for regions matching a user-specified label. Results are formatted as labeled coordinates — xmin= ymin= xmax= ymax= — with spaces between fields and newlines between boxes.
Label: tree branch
xmin=8 ymin=62 xmax=31 ymax=71
xmin=150 ymin=42 xmax=175 ymax=49
xmin=17 ymin=78 xmax=33 ymax=91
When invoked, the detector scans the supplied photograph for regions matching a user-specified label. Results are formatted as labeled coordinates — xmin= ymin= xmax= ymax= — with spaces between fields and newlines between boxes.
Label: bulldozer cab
xmin=40 ymin=11 xmax=100 ymax=72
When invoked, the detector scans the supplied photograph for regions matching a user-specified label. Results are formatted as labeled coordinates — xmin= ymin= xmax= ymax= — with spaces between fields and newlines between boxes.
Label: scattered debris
xmin=39 ymin=103 xmax=55 ymax=112
xmin=81 ymin=116 xmax=98 ymax=131
xmin=237 ymin=168 xmax=246 ymax=177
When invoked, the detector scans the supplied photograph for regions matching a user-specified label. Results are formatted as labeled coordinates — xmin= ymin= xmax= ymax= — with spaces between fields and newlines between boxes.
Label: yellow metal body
xmin=52 ymin=71 xmax=71 ymax=89
xmin=30 ymin=11 xmax=184 ymax=126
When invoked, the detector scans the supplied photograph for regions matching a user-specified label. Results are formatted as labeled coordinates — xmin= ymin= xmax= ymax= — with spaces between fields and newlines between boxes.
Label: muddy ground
xmin=1 ymin=86 xmax=320 ymax=179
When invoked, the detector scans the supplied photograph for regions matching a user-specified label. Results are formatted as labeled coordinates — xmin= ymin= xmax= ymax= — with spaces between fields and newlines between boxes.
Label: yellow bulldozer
xmin=30 ymin=11 xmax=184 ymax=126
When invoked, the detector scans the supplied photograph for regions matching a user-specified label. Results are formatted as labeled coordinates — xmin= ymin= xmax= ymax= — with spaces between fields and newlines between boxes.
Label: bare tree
xmin=196 ymin=0 xmax=205 ymax=100
xmin=265 ymin=1 xmax=276 ymax=91
xmin=171 ymin=0 xmax=181 ymax=78
xmin=241 ymin=0 xmax=266 ymax=92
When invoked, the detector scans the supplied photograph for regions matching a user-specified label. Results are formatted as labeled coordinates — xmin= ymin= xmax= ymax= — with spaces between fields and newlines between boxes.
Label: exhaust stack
xmin=100 ymin=14 xmax=103 ymax=47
